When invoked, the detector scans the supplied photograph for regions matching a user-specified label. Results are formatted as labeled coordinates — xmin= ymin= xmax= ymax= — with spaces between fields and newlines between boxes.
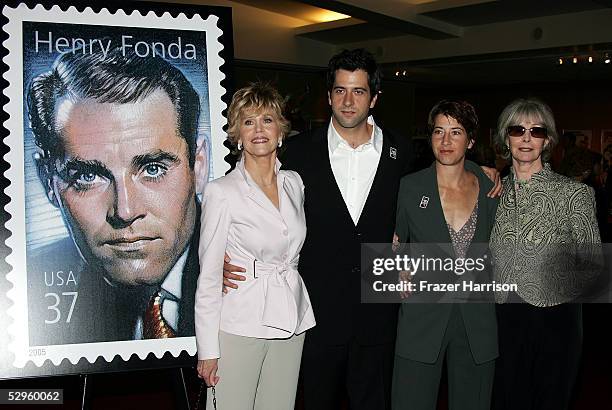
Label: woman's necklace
xmin=515 ymin=178 xmax=530 ymax=189
xmin=514 ymin=169 xmax=533 ymax=189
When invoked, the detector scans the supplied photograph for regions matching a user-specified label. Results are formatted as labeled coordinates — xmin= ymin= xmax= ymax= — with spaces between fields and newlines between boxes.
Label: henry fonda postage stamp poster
xmin=3 ymin=3 xmax=228 ymax=367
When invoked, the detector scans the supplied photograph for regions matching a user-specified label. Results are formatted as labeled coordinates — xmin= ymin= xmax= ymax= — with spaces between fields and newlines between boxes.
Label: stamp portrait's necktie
xmin=143 ymin=290 xmax=176 ymax=339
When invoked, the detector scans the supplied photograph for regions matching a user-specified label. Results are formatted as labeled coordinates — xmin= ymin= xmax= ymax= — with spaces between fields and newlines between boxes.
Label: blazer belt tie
xmin=253 ymin=260 xmax=310 ymax=334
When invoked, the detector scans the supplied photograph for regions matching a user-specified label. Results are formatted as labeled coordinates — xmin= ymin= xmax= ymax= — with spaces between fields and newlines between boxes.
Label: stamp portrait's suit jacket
xmin=280 ymin=124 xmax=414 ymax=345
xmin=394 ymin=161 xmax=499 ymax=364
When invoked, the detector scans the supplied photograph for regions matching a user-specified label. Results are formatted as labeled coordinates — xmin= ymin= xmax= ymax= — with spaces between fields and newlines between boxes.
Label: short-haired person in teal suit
xmin=392 ymin=100 xmax=499 ymax=410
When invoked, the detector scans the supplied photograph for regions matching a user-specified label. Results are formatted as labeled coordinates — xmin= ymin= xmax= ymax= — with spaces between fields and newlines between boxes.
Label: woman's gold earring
xmin=237 ymin=142 xmax=242 ymax=150
xmin=278 ymin=139 xmax=283 ymax=148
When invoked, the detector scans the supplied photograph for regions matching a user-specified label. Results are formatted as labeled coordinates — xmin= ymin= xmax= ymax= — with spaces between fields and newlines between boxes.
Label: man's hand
xmin=197 ymin=359 xmax=219 ymax=386
xmin=222 ymin=252 xmax=246 ymax=293
xmin=392 ymin=233 xmax=400 ymax=253
xmin=398 ymin=270 xmax=412 ymax=299
xmin=481 ymin=166 xmax=502 ymax=198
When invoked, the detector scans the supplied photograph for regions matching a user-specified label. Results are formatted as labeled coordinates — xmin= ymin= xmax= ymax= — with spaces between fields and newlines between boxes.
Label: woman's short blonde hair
xmin=494 ymin=98 xmax=558 ymax=161
xmin=226 ymin=82 xmax=290 ymax=147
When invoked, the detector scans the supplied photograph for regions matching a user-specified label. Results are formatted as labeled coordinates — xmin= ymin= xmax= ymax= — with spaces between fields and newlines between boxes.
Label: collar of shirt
xmin=161 ymin=247 xmax=189 ymax=301
xmin=509 ymin=162 xmax=553 ymax=188
xmin=134 ymin=247 xmax=188 ymax=338
xmin=327 ymin=115 xmax=383 ymax=155
xmin=236 ymin=156 xmax=286 ymax=187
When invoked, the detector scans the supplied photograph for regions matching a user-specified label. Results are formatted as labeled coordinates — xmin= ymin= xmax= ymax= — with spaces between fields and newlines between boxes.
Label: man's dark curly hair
xmin=326 ymin=48 xmax=382 ymax=99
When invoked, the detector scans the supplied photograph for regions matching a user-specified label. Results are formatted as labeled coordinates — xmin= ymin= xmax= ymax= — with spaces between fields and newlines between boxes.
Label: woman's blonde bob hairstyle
xmin=226 ymin=82 xmax=290 ymax=148
xmin=494 ymin=97 xmax=558 ymax=162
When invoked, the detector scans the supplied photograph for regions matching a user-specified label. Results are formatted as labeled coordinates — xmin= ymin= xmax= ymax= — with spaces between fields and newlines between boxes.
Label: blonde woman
xmin=195 ymin=83 xmax=315 ymax=410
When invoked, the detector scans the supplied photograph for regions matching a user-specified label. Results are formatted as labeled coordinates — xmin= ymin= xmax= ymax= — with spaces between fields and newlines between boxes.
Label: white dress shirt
xmin=328 ymin=115 xmax=382 ymax=225
xmin=133 ymin=250 xmax=187 ymax=339
xmin=195 ymin=158 xmax=316 ymax=360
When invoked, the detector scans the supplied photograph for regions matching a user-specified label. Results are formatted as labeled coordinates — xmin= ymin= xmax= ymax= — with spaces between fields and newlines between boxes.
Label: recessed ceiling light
xmin=311 ymin=10 xmax=351 ymax=23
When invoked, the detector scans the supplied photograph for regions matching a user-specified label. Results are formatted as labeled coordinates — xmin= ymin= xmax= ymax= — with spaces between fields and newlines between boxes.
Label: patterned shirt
xmin=490 ymin=164 xmax=601 ymax=306
xmin=447 ymin=201 xmax=478 ymax=259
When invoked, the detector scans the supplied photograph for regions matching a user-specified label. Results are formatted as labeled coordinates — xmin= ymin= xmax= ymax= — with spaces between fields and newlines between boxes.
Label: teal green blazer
xmin=394 ymin=161 xmax=499 ymax=364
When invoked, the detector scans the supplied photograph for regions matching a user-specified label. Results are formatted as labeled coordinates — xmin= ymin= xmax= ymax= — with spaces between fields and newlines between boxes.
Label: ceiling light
xmin=311 ymin=10 xmax=351 ymax=23
xmin=605 ymin=53 xmax=611 ymax=64
xmin=572 ymin=57 xmax=578 ymax=64
xmin=402 ymin=70 xmax=406 ymax=76
xmin=395 ymin=71 xmax=400 ymax=76
xmin=588 ymin=56 xmax=593 ymax=63
xmin=558 ymin=58 xmax=563 ymax=65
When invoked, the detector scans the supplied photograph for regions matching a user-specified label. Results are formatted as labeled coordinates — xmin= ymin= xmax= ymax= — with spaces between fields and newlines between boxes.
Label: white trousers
xmin=206 ymin=331 xmax=305 ymax=410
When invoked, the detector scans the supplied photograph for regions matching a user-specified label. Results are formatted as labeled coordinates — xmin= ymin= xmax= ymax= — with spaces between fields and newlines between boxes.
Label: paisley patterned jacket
xmin=490 ymin=164 xmax=601 ymax=306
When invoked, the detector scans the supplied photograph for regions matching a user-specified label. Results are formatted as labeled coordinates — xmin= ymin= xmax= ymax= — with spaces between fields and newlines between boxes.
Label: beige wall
xmin=155 ymin=0 xmax=335 ymax=66
xmin=145 ymin=3 xmax=612 ymax=66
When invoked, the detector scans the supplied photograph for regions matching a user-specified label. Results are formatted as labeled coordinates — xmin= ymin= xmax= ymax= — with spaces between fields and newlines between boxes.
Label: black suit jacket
xmin=26 ymin=221 xmax=200 ymax=346
xmin=281 ymin=123 xmax=414 ymax=345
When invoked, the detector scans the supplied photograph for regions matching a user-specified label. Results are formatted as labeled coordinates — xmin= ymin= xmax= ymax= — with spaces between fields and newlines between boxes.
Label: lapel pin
xmin=419 ymin=196 xmax=429 ymax=209
xmin=389 ymin=147 xmax=397 ymax=159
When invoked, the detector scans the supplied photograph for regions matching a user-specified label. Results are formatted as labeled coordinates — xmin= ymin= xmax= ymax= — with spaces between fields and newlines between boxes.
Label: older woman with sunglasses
xmin=490 ymin=98 xmax=601 ymax=410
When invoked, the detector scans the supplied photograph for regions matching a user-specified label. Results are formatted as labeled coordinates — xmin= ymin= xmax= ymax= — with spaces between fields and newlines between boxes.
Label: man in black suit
xmin=26 ymin=46 xmax=207 ymax=345
xmin=224 ymin=49 xmax=411 ymax=409
xmin=224 ymin=49 xmax=500 ymax=409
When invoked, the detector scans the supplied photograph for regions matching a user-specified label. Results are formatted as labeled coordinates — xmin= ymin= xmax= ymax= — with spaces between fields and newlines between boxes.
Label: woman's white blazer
xmin=195 ymin=158 xmax=315 ymax=360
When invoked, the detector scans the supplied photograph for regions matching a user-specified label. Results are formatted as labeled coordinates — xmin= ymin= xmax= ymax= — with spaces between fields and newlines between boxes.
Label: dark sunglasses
xmin=507 ymin=125 xmax=548 ymax=139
